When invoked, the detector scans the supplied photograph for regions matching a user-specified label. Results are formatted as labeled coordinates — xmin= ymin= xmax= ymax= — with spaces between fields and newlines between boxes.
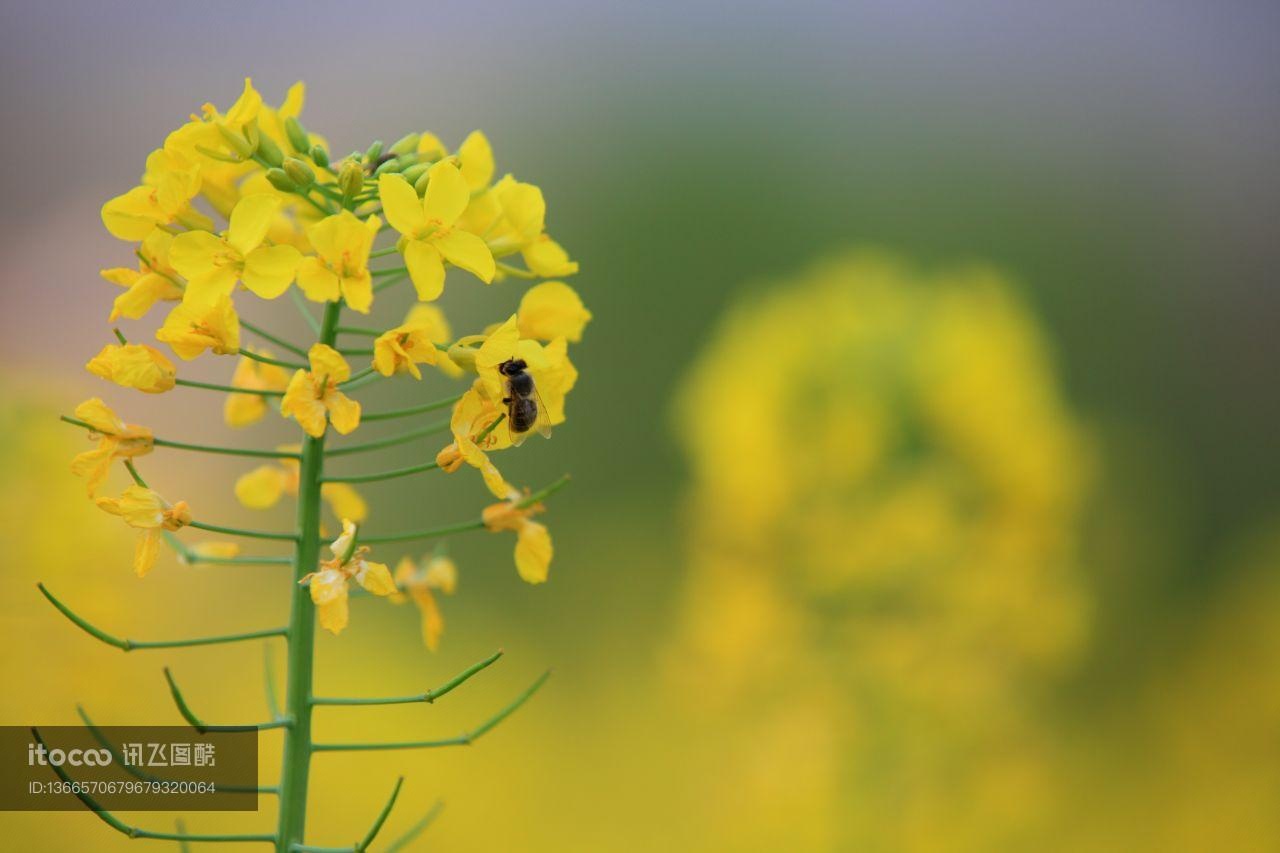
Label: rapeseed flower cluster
xmin=76 ymin=77 xmax=588 ymax=639
xmin=669 ymin=252 xmax=1090 ymax=850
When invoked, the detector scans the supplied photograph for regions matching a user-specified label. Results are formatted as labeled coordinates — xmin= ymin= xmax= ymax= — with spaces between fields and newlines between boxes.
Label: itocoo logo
xmin=28 ymin=743 xmax=112 ymax=767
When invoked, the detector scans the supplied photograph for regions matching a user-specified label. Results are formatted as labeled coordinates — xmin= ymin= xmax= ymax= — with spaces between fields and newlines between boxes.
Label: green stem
xmin=335 ymin=326 xmax=381 ymax=337
xmin=311 ymin=670 xmax=550 ymax=752
xmin=312 ymin=650 xmax=502 ymax=705
xmin=241 ymin=320 xmax=308 ymax=358
xmin=277 ymin=300 xmax=341 ymax=850
xmin=37 ymin=582 xmax=286 ymax=651
xmin=239 ymin=348 xmax=307 ymax=370
xmin=383 ymin=801 xmax=444 ymax=852
xmin=320 ymin=460 xmax=439 ymax=485
xmin=175 ymin=378 xmax=287 ymax=397
xmin=325 ymin=419 xmax=449 ymax=457
xmin=65 ymin=417 xmax=302 ymax=461
xmin=164 ymin=668 xmax=292 ymax=733
xmin=187 ymin=520 xmax=298 ymax=541
xmin=362 ymin=394 xmax=461 ymax=422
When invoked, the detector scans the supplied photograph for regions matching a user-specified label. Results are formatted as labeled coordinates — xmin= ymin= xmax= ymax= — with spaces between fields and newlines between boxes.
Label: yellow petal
xmin=522 ymin=235 xmax=579 ymax=277
xmin=458 ymin=130 xmax=495 ymax=191
xmin=356 ymin=560 xmax=397 ymax=596
xmin=517 ymin=281 xmax=592 ymax=342
xmin=242 ymin=245 xmax=301 ymax=299
xmin=412 ymin=587 xmax=444 ymax=650
xmin=423 ymin=555 xmax=458 ymax=594
xmin=296 ymin=257 xmax=341 ymax=303
xmin=281 ymin=370 xmax=327 ymax=437
xmin=134 ymin=530 xmax=162 ymax=578
xmin=378 ymin=174 xmax=427 ymax=237
xmin=422 ymin=161 xmax=469 ymax=225
xmin=476 ymin=315 xmax=520 ymax=373
xmin=339 ymin=272 xmax=373 ymax=314
xmin=403 ymin=240 xmax=445 ymax=301
xmin=169 ymin=230 xmax=226 ymax=280
xmin=235 ymin=465 xmax=287 ymax=509
xmin=307 ymin=344 xmax=351 ymax=382
xmin=325 ymin=390 xmax=361 ymax=435
xmin=434 ymin=230 xmax=495 ymax=283
xmin=514 ymin=520 xmax=552 ymax=584
xmin=227 ymin=193 xmax=281 ymax=254
xmin=321 ymin=482 xmax=367 ymax=523
xmin=85 ymin=344 xmax=177 ymax=394
xmin=317 ymin=597 xmax=350 ymax=635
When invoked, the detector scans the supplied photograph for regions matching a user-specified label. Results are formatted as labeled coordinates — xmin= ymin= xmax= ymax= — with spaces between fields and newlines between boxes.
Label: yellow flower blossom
xmin=402 ymin=303 xmax=462 ymax=378
xmin=95 ymin=485 xmax=191 ymax=577
xmin=482 ymin=495 xmax=553 ymax=584
xmin=234 ymin=454 xmax=367 ymax=523
xmin=85 ymin=344 xmax=176 ymax=394
xmin=392 ymin=553 xmax=458 ymax=650
xmin=224 ymin=352 xmax=290 ymax=427
xmin=378 ymin=164 xmax=495 ymax=301
xmin=470 ymin=315 xmax=578 ymax=427
xmin=517 ymin=280 xmax=592 ymax=342
xmin=99 ymin=229 xmax=184 ymax=322
xmin=372 ymin=317 xmax=440 ymax=379
xmin=69 ymin=398 xmax=153 ymax=496
xmin=170 ymin=193 xmax=302 ymax=303
xmin=300 ymin=520 xmax=397 ymax=635
xmin=280 ymin=344 xmax=361 ymax=438
xmin=414 ymin=129 xmax=494 ymax=192
xmin=436 ymin=383 xmax=513 ymax=498
xmin=155 ymin=294 xmax=240 ymax=360
xmin=297 ymin=211 xmax=381 ymax=313
xmin=460 ymin=175 xmax=578 ymax=277
xmin=100 ymin=147 xmax=207 ymax=241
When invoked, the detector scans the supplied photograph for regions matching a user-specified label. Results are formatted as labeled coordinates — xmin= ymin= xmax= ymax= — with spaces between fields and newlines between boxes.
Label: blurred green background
xmin=1 ymin=1 xmax=1278 ymax=850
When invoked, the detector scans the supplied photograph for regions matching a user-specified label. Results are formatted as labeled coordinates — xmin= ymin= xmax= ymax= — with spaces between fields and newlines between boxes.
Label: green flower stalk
xmin=45 ymin=77 xmax=589 ymax=850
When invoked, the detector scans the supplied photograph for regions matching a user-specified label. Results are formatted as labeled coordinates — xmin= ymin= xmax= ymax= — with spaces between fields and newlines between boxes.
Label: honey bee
xmin=499 ymin=358 xmax=551 ymax=444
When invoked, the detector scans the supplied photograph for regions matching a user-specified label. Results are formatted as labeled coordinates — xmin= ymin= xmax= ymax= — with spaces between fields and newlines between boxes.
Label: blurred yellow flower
xmin=85 ymin=343 xmax=176 ymax=394
xmin=392 ymin=552 xmax=458 ymax=650
xmin=378 ymin=164 xmax=495 ymax=301
xmin=297 ymin=210 xmax=381 ymax=313
xmin=94 ymin=485 xmax=191 ymax=577
xmin=234 ymin=454 xmax=367 ymax=523
xmin=170 ymin=193 xmax=302 ymax=303
xmin=100 ymin=148 xmax=205 ymax=241
xmin=68 ymin=398 xmax=153 ymax=497
xmin=281 ymin=344 xmax=360 ymax=438
xmin=155 ymin=294 xmax=240 ymax=360
xmin=223 ymin=351 xmax=290 ymax=427
xmin=669 ymin=251 xmax=1091 ymax=850
xmin=300 ymin=520 xmax=396 ymax=635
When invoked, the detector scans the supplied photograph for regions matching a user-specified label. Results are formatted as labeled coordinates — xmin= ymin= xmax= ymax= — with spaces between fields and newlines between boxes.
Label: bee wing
xmin=531 ymin=383 xmax=553 ymax=439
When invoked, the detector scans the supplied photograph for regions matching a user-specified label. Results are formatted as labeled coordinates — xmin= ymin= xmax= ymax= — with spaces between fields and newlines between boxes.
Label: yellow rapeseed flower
xmin=95 ymin=485 xmax=191 ymax=577
xmin=372 ymin=318 xmax=440 ymax=379
xmin=460 ymin=175 xmax=578 ymax=277
xmin=392 ymin=553 xmax=458 ymax=650
xmin=378 ymin=164 xmax=495 ymax=301
xmin=170 ymin=193 xmax=302 ymax=303
xmin=297 ymin=211 xmax=381 ymax=313
xmin=280 ymin=344 xmax=361 ymax=438
xmin=99 ymin=229 xmax=184 ymax=322
xmin=300 ymin=520 xmax=396 ymax=635
xmin=69 ymin=398 xmax=154 ymax=496
xmin=517 ymin=280 xmax=592 ymax=343
xmin=155 ymin=294 xmax=240 ymax=359
xmin=436 ymin=383 xmax=513 ymax=498
xmin=482 ymin=494 xmax=553 ymax=584
xmin=100 ymin=148 xmax=207 ymax=241
xmin=224 ymin=351 xmax=290 ymax=427
xmin=85 ymin=343 xmax=176 ymax=394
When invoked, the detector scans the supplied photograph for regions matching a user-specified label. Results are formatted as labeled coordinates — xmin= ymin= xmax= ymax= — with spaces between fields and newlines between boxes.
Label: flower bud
xmin=283 ymin=157 xmax=315 ymax=188
xmin=389 ymin=133 xmax=420 ymax=156
xmin=284 ymin=116 xmax=311 ymax=153
xmin=338 ymin=161 xmax=364 ymax=199
xmin=257 ymin=133 xmax=284 ymax=167
xmin=414 ymin=169 xmax=431 ymax=195
xmin=265 ymin=168 xmax=298 ymax=193
xmin=215 ymin=123 xmax=255 ymax=158
xmin=400 ymin=162 xmax=429 ymax=185
xmin=447 ymin=343 xmax=479 ymax=373
xmin=310 ymin=144 xmax=330 ymax=169
xmin=363 ymin=140 xmax=384 ymax=162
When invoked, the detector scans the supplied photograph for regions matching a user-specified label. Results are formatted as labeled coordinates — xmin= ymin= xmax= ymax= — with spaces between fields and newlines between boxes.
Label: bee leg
xmin=502 ymin=397 xmax=511 ymax=404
